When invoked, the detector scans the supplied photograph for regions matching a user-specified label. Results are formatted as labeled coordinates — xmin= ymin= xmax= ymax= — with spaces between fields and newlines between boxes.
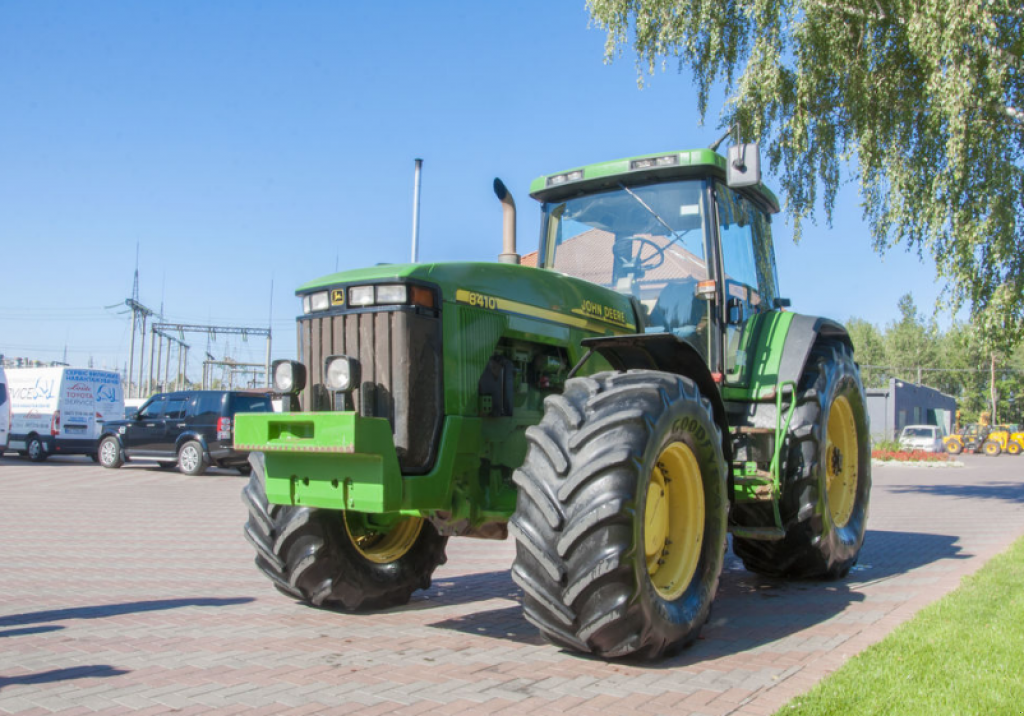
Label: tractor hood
xmin=297 ymin=261 xmax=639 ymax=336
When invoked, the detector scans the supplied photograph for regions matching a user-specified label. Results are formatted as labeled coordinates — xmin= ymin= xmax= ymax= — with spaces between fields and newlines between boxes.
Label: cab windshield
xmin=539 ymin=180 xmax=711 ymax=352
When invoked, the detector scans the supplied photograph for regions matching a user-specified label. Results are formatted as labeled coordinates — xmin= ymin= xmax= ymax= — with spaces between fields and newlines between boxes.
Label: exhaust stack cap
xmin=493 ymin=178 xmax=520 ymax=265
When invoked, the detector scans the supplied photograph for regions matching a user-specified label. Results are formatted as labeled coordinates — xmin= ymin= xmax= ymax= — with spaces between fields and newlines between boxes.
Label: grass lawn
xmin=776 ymin=535 xmax=1024 ymax=715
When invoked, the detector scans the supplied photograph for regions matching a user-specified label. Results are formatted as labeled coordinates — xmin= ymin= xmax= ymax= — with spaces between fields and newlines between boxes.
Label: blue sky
xmin=0 ymin=1 xmax=942 ymax=376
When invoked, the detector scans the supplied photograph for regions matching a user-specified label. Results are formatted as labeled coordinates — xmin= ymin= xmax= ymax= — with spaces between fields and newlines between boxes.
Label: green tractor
xmin=236 ymin=146 xmax=871 ymax=660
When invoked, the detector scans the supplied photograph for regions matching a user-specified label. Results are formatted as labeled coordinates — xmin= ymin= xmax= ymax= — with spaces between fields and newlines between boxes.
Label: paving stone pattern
xmin=1 ymin=453 xmax=1022 ymax=715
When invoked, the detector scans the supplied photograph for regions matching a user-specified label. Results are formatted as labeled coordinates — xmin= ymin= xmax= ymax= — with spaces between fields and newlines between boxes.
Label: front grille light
xmin=375 ymin=285 xmax=408 ymax=305
xmin=348 ymin=286 xmax=375 ymax=306
xmin=302 ymin=291 xmax=330 ymax=314
xmin=310 ymin=291 xmax=330 ymax=312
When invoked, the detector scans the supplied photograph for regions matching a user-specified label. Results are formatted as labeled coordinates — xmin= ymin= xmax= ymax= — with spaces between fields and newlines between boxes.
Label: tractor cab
xmin=530 ymin=149 xmax=783 ymax=380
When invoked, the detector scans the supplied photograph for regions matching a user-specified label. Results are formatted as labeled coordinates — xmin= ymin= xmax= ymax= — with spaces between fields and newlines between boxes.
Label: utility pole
xmin=152 ymin=323 xmax=271 ymax=389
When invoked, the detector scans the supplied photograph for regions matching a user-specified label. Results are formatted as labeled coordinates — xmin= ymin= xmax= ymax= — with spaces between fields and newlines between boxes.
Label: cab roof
xmin=529 ymin=148 xmax=780 ymax=214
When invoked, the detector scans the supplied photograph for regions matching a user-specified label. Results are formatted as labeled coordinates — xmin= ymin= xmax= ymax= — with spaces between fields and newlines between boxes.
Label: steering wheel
xmin=618 ymin=235 xmax=666 ymax=272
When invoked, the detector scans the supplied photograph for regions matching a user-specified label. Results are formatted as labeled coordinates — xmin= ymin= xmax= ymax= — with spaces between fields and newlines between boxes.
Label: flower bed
xmin=871 ymin=448 xmax=950 ymax=463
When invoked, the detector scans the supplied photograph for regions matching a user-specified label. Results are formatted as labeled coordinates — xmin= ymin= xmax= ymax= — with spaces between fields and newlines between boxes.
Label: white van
xmin=6 ymin=367 xmax=124 ymax=461
xmin=0 ymin=366 xmax=10 ymax=453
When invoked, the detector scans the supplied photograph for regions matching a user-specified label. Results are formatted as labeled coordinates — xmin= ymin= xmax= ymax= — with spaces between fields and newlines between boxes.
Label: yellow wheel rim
xmin=644 ymin=442 xmax=704 ymax=601
xmin=345 ymin=515 xmax=423 ymax=564
xmin=826 ymin=396 xmax=859 ymax=528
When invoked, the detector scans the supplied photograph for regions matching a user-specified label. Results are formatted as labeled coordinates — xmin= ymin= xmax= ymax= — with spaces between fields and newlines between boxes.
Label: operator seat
xmin=647 ymin=278 xmax=708 ymax=360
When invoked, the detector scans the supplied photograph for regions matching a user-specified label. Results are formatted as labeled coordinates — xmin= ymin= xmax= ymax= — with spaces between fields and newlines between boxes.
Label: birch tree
xmin=588 ymin=0 xmax=1024 ymax=344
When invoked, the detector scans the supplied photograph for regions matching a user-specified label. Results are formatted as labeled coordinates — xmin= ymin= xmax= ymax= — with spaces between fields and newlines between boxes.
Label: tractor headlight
xmin=346 ymin=283 xmax=435 ymax=309
xmin=302 ymin=291 xmax=330 ymax=314
xmin=309 ymin=291 xmax=330 ymax=312
xmin=273 ymin=360 xmax=307 ymax=394
xmin=375 ymin=284 xmax=408 ymax=305
xmin=324 ymin=355 xmax=360 ymax=393
xmin=348 ymin=286 xmax=375 ymax=306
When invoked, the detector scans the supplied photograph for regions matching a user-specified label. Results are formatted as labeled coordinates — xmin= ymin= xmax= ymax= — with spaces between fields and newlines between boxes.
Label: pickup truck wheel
xmin=27 ymin=435 xmax=47 ymax=462
xmin=242 ymin=452 xmax=448 ymax=610
xmin=178 ymin=440 xmax=209 ymax=476
xmin=511 ymin=370 xmax=728 ymax=660
xmin=98 ymin=436 xmax=124 ymax=469
xmin=733 ymin=338 xmax=871 ymax=579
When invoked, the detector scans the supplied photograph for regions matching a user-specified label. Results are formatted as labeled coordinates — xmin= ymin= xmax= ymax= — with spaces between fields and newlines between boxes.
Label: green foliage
xmin=588 ymin=0 xmax=1024 ymax=346
xmin=776 ymin=535 xmax=1024 ymax=715
xmin=846 ymin=293 xmax=1024 ymax=423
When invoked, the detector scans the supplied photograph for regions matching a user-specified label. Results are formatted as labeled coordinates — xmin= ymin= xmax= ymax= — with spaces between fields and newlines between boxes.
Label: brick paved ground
xmin=1 ymin=453 xmax=1022 ymax=715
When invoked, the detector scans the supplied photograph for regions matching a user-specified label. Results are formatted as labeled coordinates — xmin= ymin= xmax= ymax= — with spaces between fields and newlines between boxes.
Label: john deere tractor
xmin=237 ymin=146 xmax=871 ymax=660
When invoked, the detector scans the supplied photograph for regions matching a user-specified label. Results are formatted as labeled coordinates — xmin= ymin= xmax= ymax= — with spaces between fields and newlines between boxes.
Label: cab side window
xmin=190 ymin=393 xmax=223 ymax=422
xmin=139 ymin=397 xmax=166 ymax=419
xmin=717 ymin=184 xmax=781 ymax=383
xmin=716 ymin=185 xmax=779 ymax=309
xmin=164 ymin=397 xmax=188 ymax=420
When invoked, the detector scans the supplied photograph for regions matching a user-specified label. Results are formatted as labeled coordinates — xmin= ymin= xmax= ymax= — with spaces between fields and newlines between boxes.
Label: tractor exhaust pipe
xmin=493 ymin=178 xmax=520 ymax=265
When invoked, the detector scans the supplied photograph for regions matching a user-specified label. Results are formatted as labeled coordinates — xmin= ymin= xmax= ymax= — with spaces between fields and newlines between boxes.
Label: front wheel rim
xmin=345 ymin=515 xmax=423 ymax=564
xmin=101 ymin=441 xmax=117 ymax=465
xmin=644 ymin=441 xmax=704 ymax=601
xmin=826 ymin=395 xmax=859 ymax=528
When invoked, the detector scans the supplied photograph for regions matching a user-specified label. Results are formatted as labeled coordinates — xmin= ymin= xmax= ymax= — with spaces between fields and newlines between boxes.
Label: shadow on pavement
xmin=0 ymin=625 xmax=65 ymax=638
xmin=0 ymin=597 xmax=254 ymax=629
xmin=407 ymin=570 xmax=521 ymax=610
xmin=886 ymin=480 xmax=1024 ymax=504
xmin=0 ymin=665 xmax=129 ymax=692
xmin=428 ymin=605 xmax=545 ymax=646
xmin=847 ymin=529 xmax=967 ymax=582
xmin=414 ymin=529 xmax=968 ymax=662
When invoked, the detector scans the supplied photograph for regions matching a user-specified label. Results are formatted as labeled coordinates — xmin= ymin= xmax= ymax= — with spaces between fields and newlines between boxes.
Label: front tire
xmin=983 ymin=441 xmax=1002 ymax=457
xmin=98 ymin=436 xmax=123 ymax=469
xmin=242 ymin=452 xmax=447 ymax=610
xmin=945 ymin=439 xmax=963 ymax=455
xmin=733 ymin=338 xmax=871 ymax=579
xmin=27 ymin=435 xmax=47 ymax=462
xmin=1007 ymin=442 xmax=1021 ymax=456
xmin=511 ymin=370 xmax=728 ymax=660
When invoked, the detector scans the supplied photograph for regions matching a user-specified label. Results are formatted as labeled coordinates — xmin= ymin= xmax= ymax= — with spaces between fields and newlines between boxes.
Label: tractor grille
xmin=298 ymin=308 xmax=443 ymax=473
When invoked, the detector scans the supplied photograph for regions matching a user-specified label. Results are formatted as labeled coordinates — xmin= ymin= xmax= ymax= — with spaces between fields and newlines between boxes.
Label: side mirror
xmin=131 ymin=412 xmax=141 ymax=421
xmin=727 ymin=143 xmax=762 ymax=188
xmin=727 ymin=297 xmax=747 ymax=325
xmin=773 ymin=297 xmax=792 ymax=309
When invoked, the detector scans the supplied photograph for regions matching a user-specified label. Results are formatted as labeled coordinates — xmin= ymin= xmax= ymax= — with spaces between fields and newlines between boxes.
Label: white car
xmin=898 ymin=425 xmax=944 ymax=453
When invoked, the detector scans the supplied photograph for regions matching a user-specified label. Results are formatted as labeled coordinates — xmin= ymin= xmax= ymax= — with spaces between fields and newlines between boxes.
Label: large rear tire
xmin=511 ymin=370 xmax=728 ymax=660
xmin=242 ymin=452 xmax=447 ymax=610
xmin=733 ymin=338 xmax=871 ymax=579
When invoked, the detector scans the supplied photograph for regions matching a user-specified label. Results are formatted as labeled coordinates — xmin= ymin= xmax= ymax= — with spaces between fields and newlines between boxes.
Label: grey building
xmin=866 ymin=379 xmax=958 ymax=441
